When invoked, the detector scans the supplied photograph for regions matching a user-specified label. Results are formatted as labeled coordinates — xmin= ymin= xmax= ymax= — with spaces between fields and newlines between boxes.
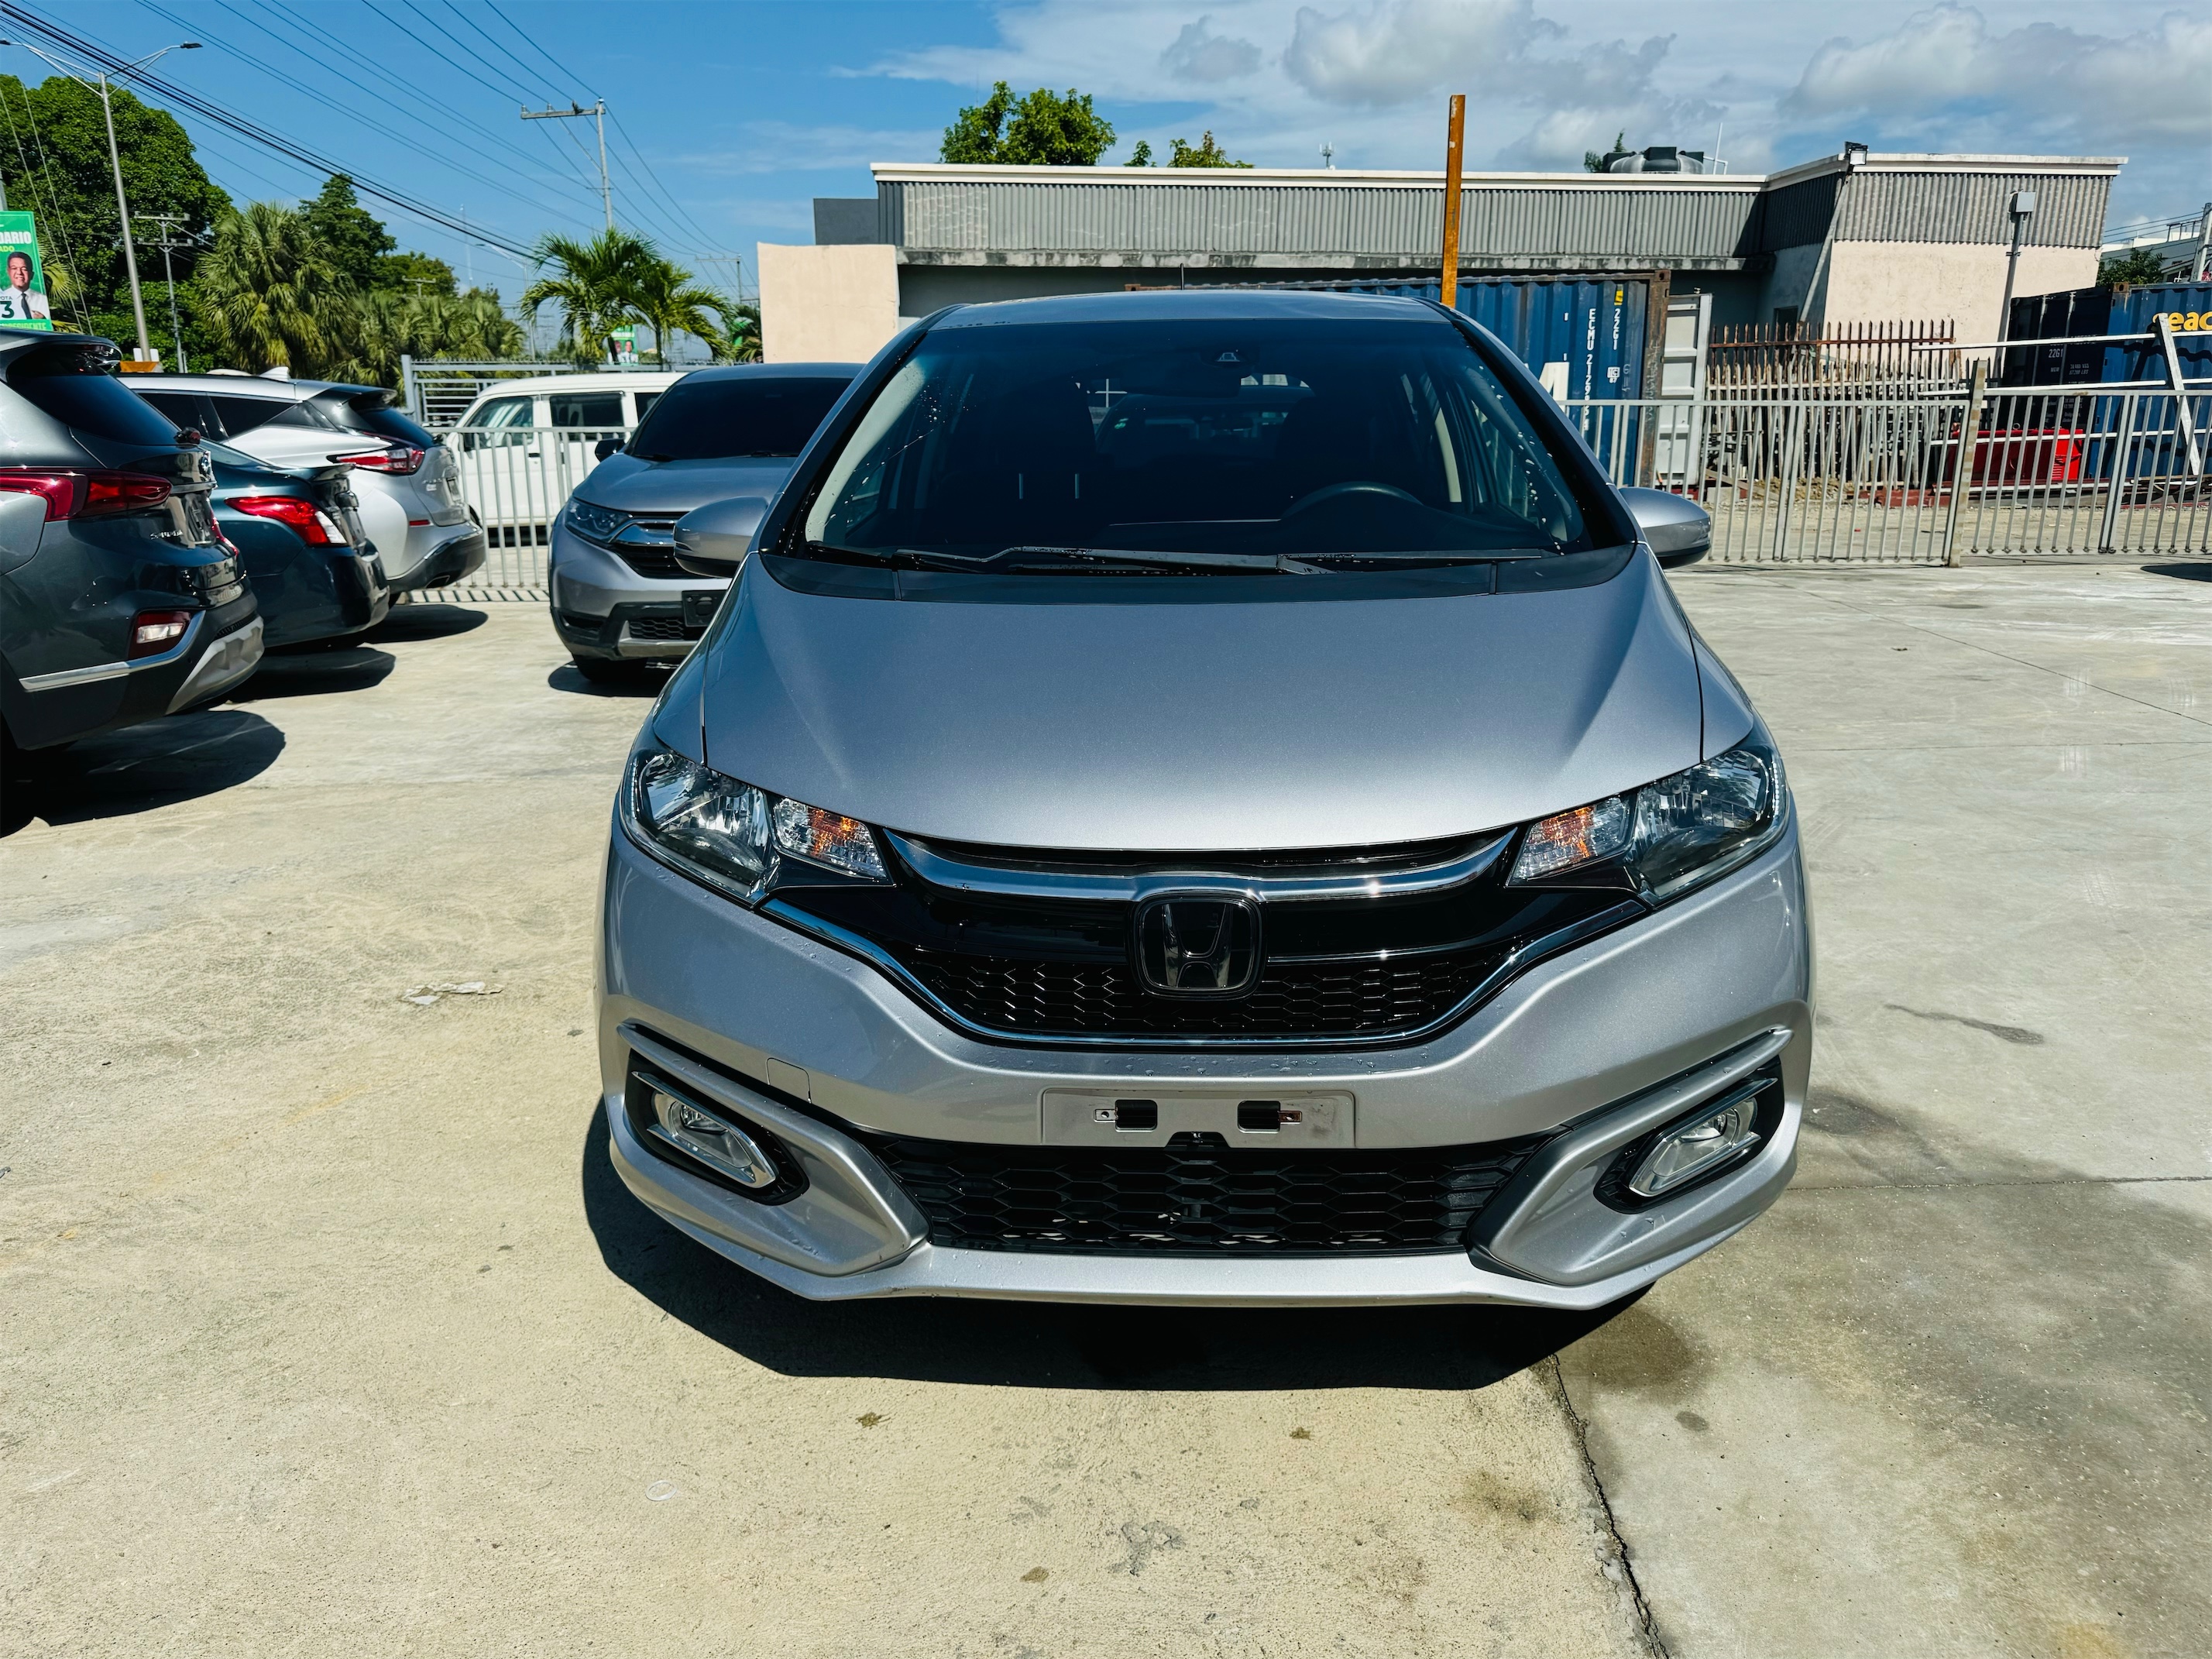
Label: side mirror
xmin=1619 ymin=486 xmax=1711 ymax=568
xmin=673 ymin=495 xmax=769 ymax=579
xmin=593 ymin=436 xmax=623 ymax=462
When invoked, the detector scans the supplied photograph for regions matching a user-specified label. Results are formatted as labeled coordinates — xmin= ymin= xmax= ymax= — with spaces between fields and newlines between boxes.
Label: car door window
xmin=548 ymin=391 xmax=622 ymax=428
xmin=475 ymin=397 xmax=534 ymax=430
xmin=208 ymin=395 xmax=294 ymax=438
xmin=138 ymin=390 xmax=219 ymax=438
xmin=631 ymin=390 xmax=662 ymax=423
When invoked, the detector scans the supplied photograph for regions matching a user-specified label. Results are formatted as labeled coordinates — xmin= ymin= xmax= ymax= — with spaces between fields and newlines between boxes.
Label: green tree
xmin=940 ymin=82 xmax=1115 ymax=166
xmin=631 ymin=256 xmax=736 ymax=365
xmin=519 ymin=228 xmax=656 ymax=366
xmin=719 ymin=300 xmax=762 ymax=363
xmin=1584 ymin=132 xmax=1628 ymax=173
xmin=301 ymin=173 xmax=393 ymax=292
xmin=0 ymin=74 xmax=228 ymax=346
xmin=1125 ymin=139 xmax=1153 ymax=167
xmin=1166 ymin=132 xmax=1250 ymax=168
xmin=380 ymin=250 xmax=458 ymax=297
xmin=2097 ymin=246 xmax=2175 ymax=287
xmin=196 ymin=201 xmax=354 ymax=375
xmin=331 ymin=285 xmax=524 ymax=387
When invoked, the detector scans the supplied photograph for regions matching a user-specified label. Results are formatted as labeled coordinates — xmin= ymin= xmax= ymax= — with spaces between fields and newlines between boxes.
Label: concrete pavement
xmin=2 ymin=564 xmax=2204 ymax=1657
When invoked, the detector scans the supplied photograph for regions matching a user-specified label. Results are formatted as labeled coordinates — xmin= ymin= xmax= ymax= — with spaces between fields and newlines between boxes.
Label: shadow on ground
xmin=2142 ymin=562 xmax=2212 ymax=585
xmin=229 ymin=645 xmax=397 ymax=702
xmin=369 ymin=603 xmax=489 ymax=642
xmin=579 ymin=1110 xmax=1633 ymax=1389
xmin=5 ymin=707 xmax=284 ymax=833
xmin=548 ymin=662 xmax=670 ymax=698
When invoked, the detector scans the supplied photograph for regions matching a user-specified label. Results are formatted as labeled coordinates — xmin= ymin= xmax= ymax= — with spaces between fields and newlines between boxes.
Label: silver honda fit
xmin=596 ymin=290 xmax=1811 ymax=1307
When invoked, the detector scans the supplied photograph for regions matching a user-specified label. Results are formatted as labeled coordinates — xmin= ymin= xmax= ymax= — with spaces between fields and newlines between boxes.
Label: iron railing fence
xmin=1565 ymin=389 xmax=2210 ymax=561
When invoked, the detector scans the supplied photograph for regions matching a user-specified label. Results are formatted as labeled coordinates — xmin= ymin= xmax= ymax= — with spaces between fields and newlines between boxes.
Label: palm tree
xmin=630 ymin=256 xmax=737 ymax=365
xmin=198 ymin=201 xmax=352 ymax=374
xmin=519 ymin=228 xmax=654 ymax=366
xmin=718 ymin=301 xmax=762 ymax=363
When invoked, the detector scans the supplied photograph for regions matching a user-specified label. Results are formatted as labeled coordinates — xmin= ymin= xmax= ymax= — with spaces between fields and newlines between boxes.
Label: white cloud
xmin=1162 ymin=16 xmax=1264 ymax=82
xmin=1281 ymin=0 xmax=1551 ymax=105
xmin=1786 ymin=5 xmax=2212 ymax=149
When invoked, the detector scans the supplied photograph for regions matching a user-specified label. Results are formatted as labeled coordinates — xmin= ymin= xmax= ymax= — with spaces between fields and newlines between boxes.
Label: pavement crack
xmin=1544 ymin=1354 xmax=1670 ymax=1658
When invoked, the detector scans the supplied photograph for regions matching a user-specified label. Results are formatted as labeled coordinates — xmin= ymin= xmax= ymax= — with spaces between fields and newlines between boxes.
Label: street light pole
xmin=0 ymin=37 xmax=199 ymax=362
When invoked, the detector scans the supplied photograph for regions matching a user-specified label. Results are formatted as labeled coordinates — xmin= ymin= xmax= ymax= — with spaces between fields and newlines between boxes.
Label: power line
xmin=0 ymin=3 xmax=537 ymax=257
xmin=131 ymin=0 xmax=603 ymax=237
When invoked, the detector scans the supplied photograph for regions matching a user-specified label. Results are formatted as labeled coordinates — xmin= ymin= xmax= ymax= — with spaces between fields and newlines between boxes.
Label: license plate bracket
xmin=681 ymin=589 xmax=721 ymax=629
xmin=1041 ymin=1089 xmax=1354 ymax=1148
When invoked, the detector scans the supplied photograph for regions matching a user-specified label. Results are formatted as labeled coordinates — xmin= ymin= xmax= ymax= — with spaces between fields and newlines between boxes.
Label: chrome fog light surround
xmin=630 ymin=1067 xmax=803 ymax=1201
xmin=1627 ymin=1081 xmax=1765 ymax=1198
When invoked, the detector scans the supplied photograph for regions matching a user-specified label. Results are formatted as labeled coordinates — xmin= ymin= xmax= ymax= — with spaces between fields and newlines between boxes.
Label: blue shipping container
xmin=1250 ymin=276 xmax=1651 ymax=400
xmin=2006 ymin=281 xmax=2212 ymax=386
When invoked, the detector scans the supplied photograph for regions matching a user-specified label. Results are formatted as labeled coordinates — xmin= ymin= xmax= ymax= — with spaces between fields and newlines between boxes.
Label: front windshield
xmin=799 ymin=315 xmax=1596 ymax=568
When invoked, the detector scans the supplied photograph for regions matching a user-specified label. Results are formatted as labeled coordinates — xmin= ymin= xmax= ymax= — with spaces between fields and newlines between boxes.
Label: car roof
xmin=930 ymin=288 xmax=1451 ymax=328
xmin=466 ymin=369 xmax=686 ymax=397
xmin=128 ymin=372 xmax=325 ymax=401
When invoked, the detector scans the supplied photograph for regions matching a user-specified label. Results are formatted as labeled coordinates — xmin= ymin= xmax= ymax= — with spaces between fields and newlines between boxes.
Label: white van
xmin=447 ymin=370 xmax=688 ymax=538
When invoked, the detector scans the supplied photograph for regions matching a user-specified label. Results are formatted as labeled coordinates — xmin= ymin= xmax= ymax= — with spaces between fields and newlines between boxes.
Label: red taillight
xmin=331 ymin=445 xmax=424 ymax=476
xmin=230 ymin=494 xmax=342 ymax=546
xmin=0 ymin=468 xmax=171 ymax=520
xmin=129 ymin=608 xmax=193 ymax=658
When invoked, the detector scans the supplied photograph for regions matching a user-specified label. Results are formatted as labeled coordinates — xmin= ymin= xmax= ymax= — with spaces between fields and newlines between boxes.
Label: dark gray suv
xmin=1 ymin=334 xmax=262 ymax=786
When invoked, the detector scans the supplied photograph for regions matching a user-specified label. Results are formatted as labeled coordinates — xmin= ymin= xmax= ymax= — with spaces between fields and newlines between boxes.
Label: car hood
xmin=689 ymin=554 xmax=1705 ymax=852
xmin=579 ymin=453 xmax=799 ymax=514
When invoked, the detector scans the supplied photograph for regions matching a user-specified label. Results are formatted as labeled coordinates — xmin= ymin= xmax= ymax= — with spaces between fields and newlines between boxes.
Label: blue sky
xmin=30 ymin=1 xmax=2212 ymax=314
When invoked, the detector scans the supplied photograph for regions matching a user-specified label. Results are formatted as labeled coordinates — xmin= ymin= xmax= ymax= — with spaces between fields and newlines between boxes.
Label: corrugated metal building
xmin=770 ymin=150 xmax=2121 ymax=363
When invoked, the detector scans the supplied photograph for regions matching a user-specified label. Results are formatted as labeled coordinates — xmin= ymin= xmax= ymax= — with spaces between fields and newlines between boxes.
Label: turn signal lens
xmin=1511 ymin=795 xmax=1631 ymax=881
xmin=771 ymin=799 xmax=887 ymax=880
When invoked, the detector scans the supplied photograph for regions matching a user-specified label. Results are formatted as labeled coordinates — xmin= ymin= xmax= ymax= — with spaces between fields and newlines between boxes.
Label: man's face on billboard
xmin=7 ymin=254 xmax=29 ymax=288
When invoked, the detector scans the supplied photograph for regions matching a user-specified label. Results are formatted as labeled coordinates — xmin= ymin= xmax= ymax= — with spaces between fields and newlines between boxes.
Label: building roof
xmin=855 ymin=153 xmax=2124 ymax=274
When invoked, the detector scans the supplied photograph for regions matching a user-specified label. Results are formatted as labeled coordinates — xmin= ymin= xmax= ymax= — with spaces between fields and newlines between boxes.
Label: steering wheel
xmin=1282 ymin=480 xmax=1424 ymax=516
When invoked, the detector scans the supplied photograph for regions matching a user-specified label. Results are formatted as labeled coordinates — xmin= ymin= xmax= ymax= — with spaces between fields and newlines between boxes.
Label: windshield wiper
xmin=974 ymin=545 xmax=1323 ymax=575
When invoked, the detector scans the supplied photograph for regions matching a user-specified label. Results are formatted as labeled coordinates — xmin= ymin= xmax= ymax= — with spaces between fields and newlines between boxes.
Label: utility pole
xmin=0 ymin=36 xmax=200 ymax=363
xmin=134 ymin=212 xmax=189 ymax=372
xmin=1439 ymin=94 xmax=1465 ymax=311
xmin=522 ymin=100 xmax=612 ymax=229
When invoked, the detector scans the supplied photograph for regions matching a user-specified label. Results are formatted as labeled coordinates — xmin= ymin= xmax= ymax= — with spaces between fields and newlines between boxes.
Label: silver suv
xmin=597 ymin=291 xmax=1808 ymax=1308
xmin=132 ymin=375 xmax=484 ymax=592
xmin=547 ymin=364 xmax=854 ymax=683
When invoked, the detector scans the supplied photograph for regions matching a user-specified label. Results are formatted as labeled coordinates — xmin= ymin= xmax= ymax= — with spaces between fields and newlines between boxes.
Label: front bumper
xmin=550 ymin=523 xmax=725 ymax=659
xmin=598 ymin=819 xmax=1813 ymax=1306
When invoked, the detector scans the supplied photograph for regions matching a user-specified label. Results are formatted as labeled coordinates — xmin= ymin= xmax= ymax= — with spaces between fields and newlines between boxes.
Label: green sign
xmin=0 ymin=211 xmax=53 ymax=331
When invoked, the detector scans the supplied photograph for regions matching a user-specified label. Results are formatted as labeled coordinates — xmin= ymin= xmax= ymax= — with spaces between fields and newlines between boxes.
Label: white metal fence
xmin=1564 ymin=388 xmax=2210 ymax=561
xmin=438 ymin=391 xmax=2210 ymax=589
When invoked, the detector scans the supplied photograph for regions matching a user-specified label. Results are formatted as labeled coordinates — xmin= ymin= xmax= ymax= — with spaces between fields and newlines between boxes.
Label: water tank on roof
xmin=1608 ymin=146 xmax=1706 ymax=175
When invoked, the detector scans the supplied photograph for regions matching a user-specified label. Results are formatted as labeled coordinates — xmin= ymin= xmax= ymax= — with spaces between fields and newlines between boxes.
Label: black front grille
xmin=615 ymin=545 xmax=688 ymax=579
xmin=627 ymin=613 xmax=705 ymax=641
xmin=905 ymin=946 xmax=1506 ymax=1038
xmin=862 ymin=1128 xmax=1544 ymax=1255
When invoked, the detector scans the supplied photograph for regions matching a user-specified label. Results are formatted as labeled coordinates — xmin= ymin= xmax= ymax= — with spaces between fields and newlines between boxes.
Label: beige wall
xmin=1822 ymin=242 xmax=2097 ymax=335
xmin=757 ymin=243 xmax=902 ymax=364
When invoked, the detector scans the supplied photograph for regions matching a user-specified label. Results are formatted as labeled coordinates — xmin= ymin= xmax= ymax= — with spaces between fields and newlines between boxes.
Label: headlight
xmin=1510 ymin=730 xmax=1786 ymax=899
xmin=624 ymin=745 xmax=888 ymax=902
xmin=565 ymin=497 xmax=627 ymax=545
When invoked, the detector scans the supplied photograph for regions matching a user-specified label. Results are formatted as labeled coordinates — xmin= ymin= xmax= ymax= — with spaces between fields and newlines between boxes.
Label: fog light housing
xmin=644 ymin=1082 xmax=781 ymax=1190
xmin=1626 ymin=1081 xmax=1765 ymax=1199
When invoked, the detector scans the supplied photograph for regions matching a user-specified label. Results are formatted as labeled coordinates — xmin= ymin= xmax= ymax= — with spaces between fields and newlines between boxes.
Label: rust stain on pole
xmin=1440 ymin=94 xmax=1465 ymax=311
